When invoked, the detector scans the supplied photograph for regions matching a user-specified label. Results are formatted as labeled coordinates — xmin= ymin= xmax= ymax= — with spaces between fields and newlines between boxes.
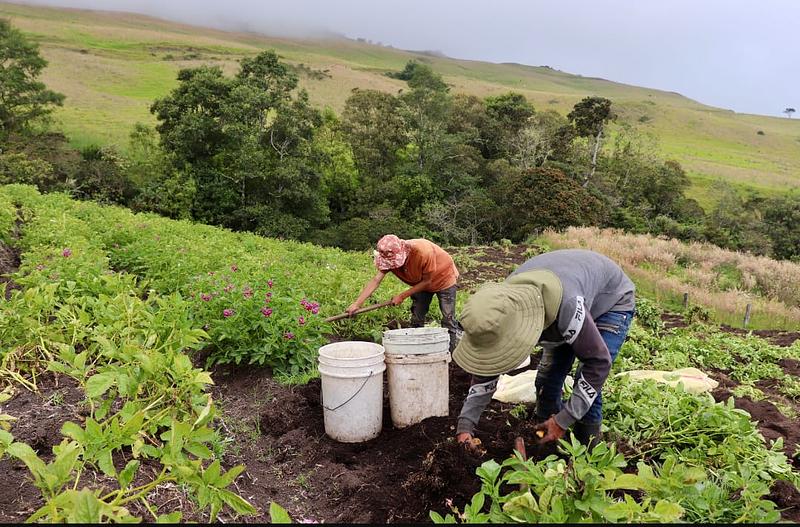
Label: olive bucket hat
xmin=453 ymin=281 xmax=545 ymax=376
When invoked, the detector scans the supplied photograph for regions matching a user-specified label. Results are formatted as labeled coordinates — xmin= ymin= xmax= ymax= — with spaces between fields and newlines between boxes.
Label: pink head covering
xmin=373 ymin=234 xmax=409 ymax=271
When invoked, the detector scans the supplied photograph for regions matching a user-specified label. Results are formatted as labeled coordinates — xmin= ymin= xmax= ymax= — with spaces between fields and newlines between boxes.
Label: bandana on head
xmin=374 ymin=234 xmax=409 ymax=271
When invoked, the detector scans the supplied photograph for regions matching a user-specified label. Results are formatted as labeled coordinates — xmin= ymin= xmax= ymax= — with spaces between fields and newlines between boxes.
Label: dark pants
xmin=410 ymin=285 xmax=460 ymax=352
xmin=535 ymin=310 xmax=634 ymax=425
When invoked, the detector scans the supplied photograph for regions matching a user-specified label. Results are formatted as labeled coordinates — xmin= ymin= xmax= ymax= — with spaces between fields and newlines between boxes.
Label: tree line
xmin=1 ymin=19 xmax=798 ymax=260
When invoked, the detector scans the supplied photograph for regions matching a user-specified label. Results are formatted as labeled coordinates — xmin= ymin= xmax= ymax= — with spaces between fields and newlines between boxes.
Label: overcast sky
xmin=16 ymin=0 xmax=800 ymax=117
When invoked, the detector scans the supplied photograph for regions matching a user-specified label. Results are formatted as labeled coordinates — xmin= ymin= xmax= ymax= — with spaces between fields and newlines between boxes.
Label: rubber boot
xmin=574 ymin=422 xmax=603 ymax=449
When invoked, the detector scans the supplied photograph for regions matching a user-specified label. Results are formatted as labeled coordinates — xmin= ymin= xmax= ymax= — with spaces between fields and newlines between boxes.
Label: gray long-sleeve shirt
xmin=456 ymin=249 xmax=635 ymax=435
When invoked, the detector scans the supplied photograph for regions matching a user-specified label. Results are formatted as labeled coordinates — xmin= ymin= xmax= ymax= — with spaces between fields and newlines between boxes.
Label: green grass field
xmin=2 ymin=1 xmax=799 ymax=204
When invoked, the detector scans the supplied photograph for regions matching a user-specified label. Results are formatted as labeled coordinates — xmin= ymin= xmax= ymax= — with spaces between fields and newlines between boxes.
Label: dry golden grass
xmin=542 ymin=227 xmax=800 ymax=329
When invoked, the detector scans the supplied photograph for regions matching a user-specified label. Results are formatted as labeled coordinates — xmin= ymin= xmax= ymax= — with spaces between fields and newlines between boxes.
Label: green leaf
xmin=86 ymin=372 xmax=116 ymax=399
xmin=269 ymin=502 xmax=293 ymax=523
xmin=7 ymin=442 xmax=47 ymax=480
xmin=652 ymin=500 xmax=684 ymax=522
xmin=203 ymin=459 xmax=222 ymax=485
xmin=156 ymin=511 xmax=182 ymax=523
xmin=70 ymin=489 xmax=102 ymax=523
xmin=220 ymin=489 xmax=257 ymax=516
xmin=98 ymin=448 xmax=116 ymax=477
xmin=185 ymin=442 xmax=213 ymax=460
xmin=194 ymin=371 xmax=214 ymax=385
xmin=217 ymin=464 xmax=245 ymax=488
xmin=60 ymin=421 xmax=85 ymax=443
xmin=601 ymin=473 xmax=645 ymax=491
xmin=193 ymin=395 xmax=214 ymax=427
xmin=118 ymin=460 xmax=140 ymax=489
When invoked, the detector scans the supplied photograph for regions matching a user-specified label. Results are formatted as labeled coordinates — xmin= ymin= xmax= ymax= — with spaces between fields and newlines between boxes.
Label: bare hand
xmin=533 ymin=416 xmax=565 ymax=444
xmin=346 ymin=303 xmax=360 ymax=316
xmin=456 ymin=432 xmax=486 ymax=456
xmin=391 ymin=294 xmax=404 ymax=306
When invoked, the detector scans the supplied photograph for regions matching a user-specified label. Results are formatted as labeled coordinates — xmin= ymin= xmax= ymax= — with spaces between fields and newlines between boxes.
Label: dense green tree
xmin=399 ymin=63 xmax=451 ymax=174
xmin=490 ymin=166 xmax=606 ymax=241
xmin=568 ymin=96 xmax=614 ymax=186
xmin=704 ymin=183 xmax=771 ymax=255
xmin=312 ymin=109 xmax=359 ymax=222
xmin=762 ymin=194 xmax=800 ymax=260
xmin=0 ymin=19 xmax=64 ymax=138
xmin=126 ymin=124 xmax=195 ymax=219
xmin=481 ymin=92 xmax=535 ymax=159
xmin=151 ymin=51 xmax=327 ymax=238
xmin=72 ymin=145 xmax=136 ymax=205
xmin=341 ymin=89 xmax=406 ymax=181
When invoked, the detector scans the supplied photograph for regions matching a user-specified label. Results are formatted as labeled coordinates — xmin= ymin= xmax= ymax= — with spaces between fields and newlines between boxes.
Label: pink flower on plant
xmin=265 ymin=292 xmax=272 ymax=301
xmin=298 ymin=316 xmax=306 ymax=326
xmin=62 ymin=248 xmax=72 ymax=258
xmin=201 ymin=293 xmax=211 ymax=302
xmin=224 ymin=284 xmax=234 ymax=293
xmin=311 ymin=306 xmax=319 ymax=315
xmin=284 ymin=332 xmax=295 ymax=339
xmin=261 ymin=307 xmax=273 ymax=317
xmin=223 ymin=308 xmax=235 ymax=318
xmin=35 ymin=264 xmax=45 ymax=271
xmin=231 ymin=264 xmax=238 ymax=272
xmin=267 ymin=279 xmax=274 ymax=288
xmin=243 ymin=287 xmax=253 ymax=299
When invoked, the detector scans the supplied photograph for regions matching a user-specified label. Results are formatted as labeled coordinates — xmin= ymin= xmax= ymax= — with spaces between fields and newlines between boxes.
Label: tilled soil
xmin=661 ymin=313 xmax=800 ymax=347
xmin=210 ymin=362 xmax=542 ymax=523
xmin=0 ymin=376 xmax=86 ymax=522
xmin=711 ymin=366 xmax=800 ymax=522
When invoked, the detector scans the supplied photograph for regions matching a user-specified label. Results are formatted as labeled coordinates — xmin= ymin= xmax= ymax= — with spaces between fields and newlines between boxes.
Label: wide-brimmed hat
xmin=453 ymin=282 xmax=545 ymax=376
xmin=374 ymin=234 xmax=409 ymax=271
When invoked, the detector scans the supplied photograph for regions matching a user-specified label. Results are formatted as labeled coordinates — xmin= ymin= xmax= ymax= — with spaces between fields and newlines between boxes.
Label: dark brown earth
xmin=661 ymin=313 xmax=800 ymax=347
xmin=209 ymin=361 xmax=545 ymax=523
xmin=450 ymin=244 xmax=539 ymax=293
xmin=0 ymin=375 xmax=87 ymax=522
xmin=2 ymin=241 xmax=800 ymax=523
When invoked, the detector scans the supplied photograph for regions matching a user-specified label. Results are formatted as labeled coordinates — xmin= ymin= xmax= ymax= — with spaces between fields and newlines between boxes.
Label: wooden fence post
xmin=743 ymin=303 xmax=752 ymax=328
xmin=682 ymin=292 xmax=689 ymax=309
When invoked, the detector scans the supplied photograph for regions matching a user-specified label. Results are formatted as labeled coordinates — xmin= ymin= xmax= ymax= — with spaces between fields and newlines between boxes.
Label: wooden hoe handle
xmin=324 ymin=300 xmax=393 ymax=323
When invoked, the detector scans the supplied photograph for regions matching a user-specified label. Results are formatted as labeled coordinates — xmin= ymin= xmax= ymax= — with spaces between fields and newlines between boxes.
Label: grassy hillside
xmin=2 ymin=1 xmax=799 ymax=207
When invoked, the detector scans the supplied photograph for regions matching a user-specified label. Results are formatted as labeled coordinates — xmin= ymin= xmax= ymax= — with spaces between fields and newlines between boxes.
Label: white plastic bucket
xmin=383 ymin=327 xmax=451 ymax=428
xmin=382 ymin=327 xmax=451 ymax=355
xmin=318 ymin=341 xmax=386 ymax=443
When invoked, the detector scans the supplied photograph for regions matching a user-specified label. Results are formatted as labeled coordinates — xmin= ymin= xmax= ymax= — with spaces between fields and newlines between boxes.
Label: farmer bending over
xmin=453 ymin=249 xmax=635 ymax=451
xmin=347 ymin=234 xmax=460 ymax=352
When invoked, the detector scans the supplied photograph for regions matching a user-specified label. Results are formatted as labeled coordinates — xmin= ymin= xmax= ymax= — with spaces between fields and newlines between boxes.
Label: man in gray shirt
xmin=453 ymin=249 xmax=635 ymax=450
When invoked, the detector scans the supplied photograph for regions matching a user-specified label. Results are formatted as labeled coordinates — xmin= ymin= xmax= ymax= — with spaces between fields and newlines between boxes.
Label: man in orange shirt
xmin=347 ymin=234 xmax=461 ymax=351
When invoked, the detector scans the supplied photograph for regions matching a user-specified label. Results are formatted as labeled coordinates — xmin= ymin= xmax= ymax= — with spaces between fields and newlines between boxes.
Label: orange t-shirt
xmin=387 ymin=239 xmax=459 ymax=291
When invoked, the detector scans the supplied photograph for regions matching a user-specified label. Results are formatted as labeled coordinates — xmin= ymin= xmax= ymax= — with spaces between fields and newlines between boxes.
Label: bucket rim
xmin=318 ymin=363 xmax=387 ymax=379
xmin=318 ymin=341 xmax=385 ymax=361
xmin=383 ymin=327 xmax=449 ymax=337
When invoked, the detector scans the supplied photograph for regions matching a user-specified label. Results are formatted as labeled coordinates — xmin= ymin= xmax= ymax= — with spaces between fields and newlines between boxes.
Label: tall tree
xmin=151 ymin=51 xmax=327 ymax=238
xmin=399 ymin=62 xmax=451 ymax=174
xmin=0 ymin=19 xmax=64 ymax=138
xmin=784 ymin=107 xmax=796 ymax=118
xmin=568 ymin=96 xmax=614 ymax=187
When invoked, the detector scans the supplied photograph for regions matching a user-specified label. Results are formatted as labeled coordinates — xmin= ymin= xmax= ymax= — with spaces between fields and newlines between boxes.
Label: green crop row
xmin=0 ymin=191 xmax=15 ymax=244
xmin=0 ymin=184 xmax=256 ymax=522
xmin=0 ymin=184 xmax=410 ymax=376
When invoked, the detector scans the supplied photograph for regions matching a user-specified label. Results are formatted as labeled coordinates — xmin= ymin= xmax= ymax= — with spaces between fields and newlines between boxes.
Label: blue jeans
xmin=534 ymin=310 xmax=634 ymax=425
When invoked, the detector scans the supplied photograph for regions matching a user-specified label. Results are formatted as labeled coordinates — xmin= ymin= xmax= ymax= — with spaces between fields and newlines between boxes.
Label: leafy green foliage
xmin=0 ymin=19 xmax=65 ymax=138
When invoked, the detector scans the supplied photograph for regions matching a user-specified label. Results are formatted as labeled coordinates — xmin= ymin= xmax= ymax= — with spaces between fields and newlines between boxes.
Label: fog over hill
xmin=10 ymin=0 xmax=800 ymax=117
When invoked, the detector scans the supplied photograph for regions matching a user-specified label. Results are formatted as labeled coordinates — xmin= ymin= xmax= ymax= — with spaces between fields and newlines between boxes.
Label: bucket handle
xmin=322 ymin=370 xmax=374 ymax=412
